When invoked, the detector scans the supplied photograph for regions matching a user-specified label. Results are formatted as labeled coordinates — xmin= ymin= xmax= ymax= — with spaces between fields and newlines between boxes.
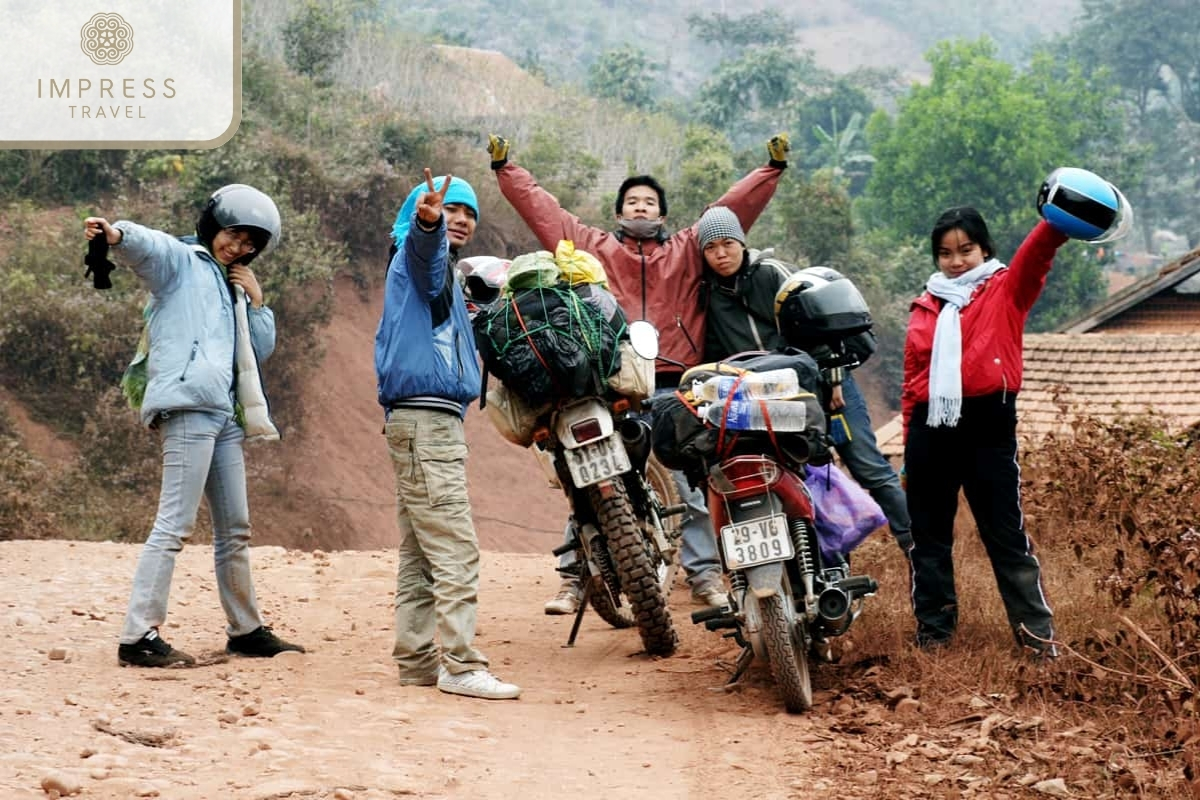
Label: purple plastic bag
xmin=804 ymin=463 xmax=887 ymax=562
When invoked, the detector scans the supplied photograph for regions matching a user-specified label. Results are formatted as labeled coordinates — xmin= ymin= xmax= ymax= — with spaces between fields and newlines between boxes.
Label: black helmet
xmin=195 ymin=184 xmax=282 ymax=264
xmin=774 ymin=266 xmax=873 ymax=348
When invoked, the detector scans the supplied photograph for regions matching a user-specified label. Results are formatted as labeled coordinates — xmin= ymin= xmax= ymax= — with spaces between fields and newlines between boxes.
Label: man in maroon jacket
xmin=487 ymin=133 xmax=790 ymax=614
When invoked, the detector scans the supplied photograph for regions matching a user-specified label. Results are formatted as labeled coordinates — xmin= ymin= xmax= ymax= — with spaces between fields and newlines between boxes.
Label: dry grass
xmin=824 ymin=413 xmax=1200 ymax=796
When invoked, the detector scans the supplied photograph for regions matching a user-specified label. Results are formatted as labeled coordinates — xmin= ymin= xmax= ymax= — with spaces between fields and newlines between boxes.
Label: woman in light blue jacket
xmin=85 ymin=184 xmax=305 ymax=668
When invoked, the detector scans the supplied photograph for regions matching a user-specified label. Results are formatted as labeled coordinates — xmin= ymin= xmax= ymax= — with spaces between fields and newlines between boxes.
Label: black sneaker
xmin=118 ymin=629 xmax=196 ymax=668
xmin=226 ymin=626 xmax=306 ymax=658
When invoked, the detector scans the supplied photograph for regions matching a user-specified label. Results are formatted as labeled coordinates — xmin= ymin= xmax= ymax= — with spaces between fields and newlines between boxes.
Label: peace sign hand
xmin=415 ymin=168 xmax=452 ymax=226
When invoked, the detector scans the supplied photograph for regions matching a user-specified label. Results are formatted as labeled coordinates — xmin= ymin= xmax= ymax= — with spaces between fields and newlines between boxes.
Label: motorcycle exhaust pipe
xmin=817 ymin=586 xmax=851 ymax=631
xmin=618 ymin=417 xmax=652 ymax=470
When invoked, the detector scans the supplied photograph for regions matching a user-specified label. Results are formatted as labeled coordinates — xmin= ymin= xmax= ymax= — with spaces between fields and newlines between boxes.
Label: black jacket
xmin=702 ymin=248 xmax=794 ymax=361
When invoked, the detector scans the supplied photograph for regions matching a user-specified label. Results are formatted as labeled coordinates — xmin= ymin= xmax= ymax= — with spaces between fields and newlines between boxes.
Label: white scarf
xmin=924 ymin=258 xmax=1005 ymax=428
xmin=233 ymin=284 xmax=280 ymax=442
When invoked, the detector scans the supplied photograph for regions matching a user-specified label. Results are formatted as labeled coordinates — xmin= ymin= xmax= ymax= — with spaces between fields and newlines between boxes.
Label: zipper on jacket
xmin=745 ymin=308 xmax=765 ymax=350
xmin=995 ymin=357 xmax=1007 ymax=403
xmin=675 ymin=313 xmax=699 ymax=354
xmin=180 ymin=340 xmax=199 ymax=382
xmin=638 ymin=240 xmax=648 ymax=320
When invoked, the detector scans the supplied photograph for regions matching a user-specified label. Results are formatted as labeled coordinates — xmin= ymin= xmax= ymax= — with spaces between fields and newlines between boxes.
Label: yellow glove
xmin=487 ymin=134 xmax=509 ymax=169
xmin=767 ymin=133 xmax=790 ymax=167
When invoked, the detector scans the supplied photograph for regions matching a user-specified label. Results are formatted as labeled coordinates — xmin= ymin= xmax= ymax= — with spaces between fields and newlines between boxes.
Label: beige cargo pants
xmin=385 ymin=408 xmax=488 ymax=681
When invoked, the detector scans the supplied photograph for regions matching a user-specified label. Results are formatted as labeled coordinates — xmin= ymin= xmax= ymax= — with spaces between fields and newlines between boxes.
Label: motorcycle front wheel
xmin=760 ymin=593 xmax=813 ymax=712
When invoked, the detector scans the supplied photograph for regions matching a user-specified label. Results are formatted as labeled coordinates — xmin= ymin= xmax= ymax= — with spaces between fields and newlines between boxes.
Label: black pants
xmin=905 ymin=393 xmax=1054 ymax=651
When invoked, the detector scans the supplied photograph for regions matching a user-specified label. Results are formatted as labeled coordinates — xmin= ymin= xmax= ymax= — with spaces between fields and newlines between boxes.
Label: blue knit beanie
xmin=391 ymin=176 xmax=479 ymax=245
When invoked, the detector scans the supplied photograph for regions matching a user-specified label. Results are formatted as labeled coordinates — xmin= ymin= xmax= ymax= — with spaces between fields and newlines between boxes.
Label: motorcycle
xmin=530 ymin=321 xmax=682 ymax=657
xmin=664 ymin=350 xmax=879 ymax=712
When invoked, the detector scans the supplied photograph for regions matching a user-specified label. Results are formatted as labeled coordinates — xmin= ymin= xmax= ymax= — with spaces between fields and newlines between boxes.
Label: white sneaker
xmin=437 ymin=667 xmax=521 ymax=700
xmin=543 ymin=579 xmax=583 ymax=615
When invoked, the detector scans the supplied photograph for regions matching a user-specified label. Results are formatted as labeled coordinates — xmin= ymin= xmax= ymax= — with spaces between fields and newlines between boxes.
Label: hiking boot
xmin=543 ymin=579 xmax=583 ymax=615
xmin=689 ymin=577 xmax=728 ymax=609
xmin=118 ymin=629 xmax=195 ymax=668
xmin=226 ymin=626 xmax=306 ymax=658
xmin=437 ymin=667 xmax=521 ymax=700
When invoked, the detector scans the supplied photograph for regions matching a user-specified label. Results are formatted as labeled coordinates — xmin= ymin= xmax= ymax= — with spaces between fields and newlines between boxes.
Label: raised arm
xmin=489 ymin=134 xmax=618 ymax=255
xmin=85 ymin=217 xmax=189 ymax=295
xmin=708 ymin=133 xmax=790 ymax=234
xmin=1006 ymin=220 xmax=1069 ymax=314
xmin=397 ymin=168 xmax=453 ymax=301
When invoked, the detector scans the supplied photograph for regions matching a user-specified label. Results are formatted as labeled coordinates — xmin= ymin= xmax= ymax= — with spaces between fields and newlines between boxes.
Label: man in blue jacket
xmin=375 ymin=169 xmax=520 ymax=701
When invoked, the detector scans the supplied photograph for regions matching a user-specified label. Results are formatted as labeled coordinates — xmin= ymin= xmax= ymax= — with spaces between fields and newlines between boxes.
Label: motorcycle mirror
xmin=628 ymin=320 xmax=659 ymax=361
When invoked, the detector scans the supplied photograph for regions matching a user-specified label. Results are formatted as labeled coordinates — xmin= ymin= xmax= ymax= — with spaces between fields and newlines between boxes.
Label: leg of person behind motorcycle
xmin=544 ymin=497 xmax=727 ymax=611
xmin=544 ymin=519 xmax=584 ymax=615
xmin=833 ymin=373 xmax=913 ymax=554
xmin=671 ymin=466 xmax=727 ymax=607
xmin=543 ymin=386 xmax=727 ymax=611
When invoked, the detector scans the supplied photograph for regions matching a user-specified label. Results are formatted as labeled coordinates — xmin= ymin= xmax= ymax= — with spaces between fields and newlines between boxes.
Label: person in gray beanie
xmin=698 ymin=206 xmax=914 ymax=557
xmin=697 ymin=206 xmax=747 ymax=254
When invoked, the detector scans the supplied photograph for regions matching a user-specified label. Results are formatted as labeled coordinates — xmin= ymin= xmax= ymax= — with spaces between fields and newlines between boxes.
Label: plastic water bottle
xmin=694 ymin=368 xmax=801 ymax=403
xmin=704 ymin=398 xmax=809 ymax=432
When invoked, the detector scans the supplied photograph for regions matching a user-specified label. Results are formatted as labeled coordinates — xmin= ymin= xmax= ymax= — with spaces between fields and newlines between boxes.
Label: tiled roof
xmin=1059 ymin=246 xmax=1200 ymax=333
xmin=876 ymin=332 xmax=1200 ymax=457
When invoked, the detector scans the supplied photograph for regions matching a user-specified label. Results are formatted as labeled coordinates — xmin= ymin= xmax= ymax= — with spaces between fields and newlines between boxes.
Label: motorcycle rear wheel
xmin=587 ymin=575 xmax=634 ymax=628
xmin=760 ymin=593 xmax=813 ymax=712
xmin=588 ymin=481 xmax=678 ymax=656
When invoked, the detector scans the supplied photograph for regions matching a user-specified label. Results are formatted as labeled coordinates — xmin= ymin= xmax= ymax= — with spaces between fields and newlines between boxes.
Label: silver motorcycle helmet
xmin=195 ymin=183 xmax=282 ymax=264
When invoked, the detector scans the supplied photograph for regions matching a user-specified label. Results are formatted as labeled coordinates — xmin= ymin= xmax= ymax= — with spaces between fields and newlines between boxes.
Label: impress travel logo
xmin=1 ymin=2 xmax=240 ymax=149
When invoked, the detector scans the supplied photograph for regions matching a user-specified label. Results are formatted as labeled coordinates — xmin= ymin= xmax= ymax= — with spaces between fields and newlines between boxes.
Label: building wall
xmin=1093 ymin=293 xmax=1200 ymax=334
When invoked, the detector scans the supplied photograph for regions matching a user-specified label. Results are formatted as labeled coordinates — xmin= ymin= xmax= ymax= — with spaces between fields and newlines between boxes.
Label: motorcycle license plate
xmin=565 ymin=436 xmax=631 ymax=487
xmin=720 ymin=514 xmax=793 ymax=569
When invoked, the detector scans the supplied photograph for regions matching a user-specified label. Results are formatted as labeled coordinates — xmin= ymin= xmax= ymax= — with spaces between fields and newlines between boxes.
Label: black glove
xmin=84 ymin=235 xmax=115 ymax=290
xmin=767 ymin=133 xmax=790 ymax=169
xmin=487 ymin=134 xmax=509 ymax=170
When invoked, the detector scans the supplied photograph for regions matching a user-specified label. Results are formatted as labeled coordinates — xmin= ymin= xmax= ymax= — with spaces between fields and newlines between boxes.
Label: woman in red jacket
xmin=901 ymin=206 xmax=1068 ymax=656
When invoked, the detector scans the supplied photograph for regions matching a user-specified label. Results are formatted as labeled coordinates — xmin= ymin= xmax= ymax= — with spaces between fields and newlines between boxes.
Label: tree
xmin=810 ymin=109 xmax=875 ymax=191
xmin=521 ymin=122 xmax=602 ymax=214
xmin=587 ymin=46 xmax=660 ymax=110
xmin=685 ymin=10 xmax=797 ymax=56
xmin=862 ymin=38 xmax=1118 ymax=329
xmin=694 ymin=47 xmax=827 ymax=146
xmin=1057 ymin=0 xmax=1200 ymax=246
xmin=282 ymin=0 xmax=349 ymax=85
xmin=668 ymin=126 xmax=735 ymax=226
xmin=1069 ymin=0 xmax=1200 ymax=123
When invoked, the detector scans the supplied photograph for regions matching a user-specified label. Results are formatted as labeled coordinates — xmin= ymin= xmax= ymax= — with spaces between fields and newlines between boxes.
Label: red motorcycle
xmin=658 ymin=349 xmax=878 ymax=712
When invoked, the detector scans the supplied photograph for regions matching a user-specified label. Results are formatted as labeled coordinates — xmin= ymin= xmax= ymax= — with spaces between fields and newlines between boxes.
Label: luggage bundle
xmin=475 ymin=241 xmax=652 ymax=447
xmin=652 ymin=348 xmax=832 ymax=476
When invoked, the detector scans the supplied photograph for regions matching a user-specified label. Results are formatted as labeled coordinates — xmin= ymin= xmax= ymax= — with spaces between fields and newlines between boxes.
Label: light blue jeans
xmin=557 ymin=387 xmax=722 ymax=589
xmin=120 ymin=410 xmax=264 ymax=644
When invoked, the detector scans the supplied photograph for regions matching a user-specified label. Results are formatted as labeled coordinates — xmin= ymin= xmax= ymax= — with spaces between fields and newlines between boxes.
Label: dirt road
xmin=2 ymin=539 xmax=901 ymax=800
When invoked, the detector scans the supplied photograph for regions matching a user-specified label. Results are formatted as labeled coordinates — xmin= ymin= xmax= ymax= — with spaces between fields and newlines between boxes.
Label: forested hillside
xmin=390 ymin=0 xmax=1081 ymax=88
xmin=1 ymin=0 xmax=1198 ymax=549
